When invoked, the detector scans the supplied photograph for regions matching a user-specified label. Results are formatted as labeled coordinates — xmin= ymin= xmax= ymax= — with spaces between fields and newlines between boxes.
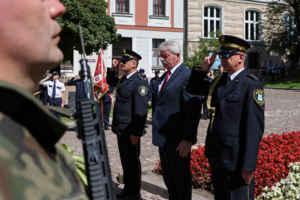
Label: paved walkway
xmin=59 ymin=88 xmax=300 ymax=199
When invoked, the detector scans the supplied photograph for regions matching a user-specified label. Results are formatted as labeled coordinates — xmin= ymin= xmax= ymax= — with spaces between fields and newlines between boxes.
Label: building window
xmin=203 ymin=6 xmax=221 ymax=38
xmin=152 ymin=39 xmax=165 ymax=67
xmin=113 ymin=38 xmax=132 ymax=57
xmin=153 ymin=0 xmax=165 ymax=16
xmin=245 ymin=11 xmax=261 ymax=41
xmin=116 ymin=0 xmax=129 ymax=13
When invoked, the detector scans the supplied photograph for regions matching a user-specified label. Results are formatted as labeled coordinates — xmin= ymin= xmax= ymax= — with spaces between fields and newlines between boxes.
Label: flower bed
xmin=154 ymin=131 xmax=300 ymax=198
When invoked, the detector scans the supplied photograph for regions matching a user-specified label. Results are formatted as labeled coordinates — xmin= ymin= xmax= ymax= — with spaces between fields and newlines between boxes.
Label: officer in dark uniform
xmin=103 ymin=85 xmax=114 ymax=130
xmin=186 ymin=35 xmax=265 ymax=200
xmin=66 ymin=70 xmax=86 ymax=112
xmin=201 ymin=71 xmax=212 ymax=120
xmin=107 ymin=49 xmax=149 ymax=200
xmin=149 ymin=69 xmax=160 ymax=114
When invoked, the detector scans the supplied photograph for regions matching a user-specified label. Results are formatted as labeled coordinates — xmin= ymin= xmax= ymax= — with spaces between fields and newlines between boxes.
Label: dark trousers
xmin=159 ymin=147 xmax=192 ymax=200
xmin=103 ymin=101 xmax=111 ymax=125
xmin=271 ymin=72 xmax=279 ymax=81
xmin=211 ymin=164 xmax=255 ymax=200
xmin=280 ymin=69 xmax=285 ymax=80
xmin=43 ymin=97 xmax=49 ymax=106
xmin=117 ymin=136 xmax=141 ymax=194
xmin=49 ymin=98 xmax=62 ymax=119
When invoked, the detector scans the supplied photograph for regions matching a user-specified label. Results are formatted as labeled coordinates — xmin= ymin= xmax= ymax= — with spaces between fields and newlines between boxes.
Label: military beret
xmin=217 ymin=35 xmax=251 ymax=54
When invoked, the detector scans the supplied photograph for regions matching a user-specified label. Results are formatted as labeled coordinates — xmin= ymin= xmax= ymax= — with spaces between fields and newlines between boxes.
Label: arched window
xmin=245 ymin=10 xmax=261 ymax=41
xmin=203 ymin=6 xmax=222 ymax=38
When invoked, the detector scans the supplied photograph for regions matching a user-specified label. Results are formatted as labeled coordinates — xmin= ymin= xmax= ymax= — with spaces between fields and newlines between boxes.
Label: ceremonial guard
xmin=40 ymin=71 xmax=65 ymax=119
xmin=66 ymin=70 xmax=86 ymax=111
xmin=186 ymin=35 xmax=265 ymax=200
xmin=107 ymin=49 xmax=149 ymax=200
xmin=149 ymin=69 xmax=160 ymax=114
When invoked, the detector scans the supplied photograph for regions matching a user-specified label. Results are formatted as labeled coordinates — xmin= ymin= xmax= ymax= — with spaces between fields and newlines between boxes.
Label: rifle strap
xmin=207 ymin=73 xmax=223 ymax=132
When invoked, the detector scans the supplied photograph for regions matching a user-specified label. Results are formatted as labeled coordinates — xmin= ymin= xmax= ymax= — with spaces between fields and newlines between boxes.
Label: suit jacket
xmin=66 ymin=78 xmax=86 ymax=103
xmin=186 ymin=68 xmax=265 ymax=172
xmin=152 ymin=64 xmax=202 ymax=148
xmin=107 ymin=70 xmax=148 ymax=137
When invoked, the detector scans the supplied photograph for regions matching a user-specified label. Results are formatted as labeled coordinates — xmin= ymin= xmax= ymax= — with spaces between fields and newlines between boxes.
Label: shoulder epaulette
xmin=247 ymin=74 xmax=259 ymax=81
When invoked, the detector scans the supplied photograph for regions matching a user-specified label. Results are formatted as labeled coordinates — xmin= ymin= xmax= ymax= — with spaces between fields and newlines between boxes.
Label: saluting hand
xmin=176 ymin=140 xmax=192 ymax=158
xmin=200 ymin=51 xmax=217 ymax=73
xmin=47 ymin=74 xmax=52 ymax=79
xmin=74 ymin=75 xmax=79 ymax=79
xmin=112 ymin=59 xmax=120 ymax=68
xmin=130 ymin=135 xmax=140 ymax=145
xmin=242 ymin=169 xmax=254 ymax=185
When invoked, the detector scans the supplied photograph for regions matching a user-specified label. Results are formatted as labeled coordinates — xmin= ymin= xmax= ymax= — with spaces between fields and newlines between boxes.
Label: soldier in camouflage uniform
xmin=0 ymin=0 xmax=88 ymax=199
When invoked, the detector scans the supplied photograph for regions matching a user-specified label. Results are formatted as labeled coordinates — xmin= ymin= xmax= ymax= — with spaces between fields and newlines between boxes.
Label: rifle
xmin=76 ymin=22 xmax=116 ymax=200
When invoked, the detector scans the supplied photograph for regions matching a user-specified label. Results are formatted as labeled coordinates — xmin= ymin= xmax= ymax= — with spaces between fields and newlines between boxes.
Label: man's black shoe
xmin=116 ymin=190 xmax=129 ymax=199
xmin=123 ymin=193 xmax=141 ymax=200
xmin=104 ymin=124 xmax=110 ymax=130
xmin=204 ymin=113 xmax=208 ymax=120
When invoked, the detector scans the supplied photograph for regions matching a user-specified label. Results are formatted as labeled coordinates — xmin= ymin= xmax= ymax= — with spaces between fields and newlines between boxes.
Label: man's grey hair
xmin=158 ymin=40 xmax=181 ymax=55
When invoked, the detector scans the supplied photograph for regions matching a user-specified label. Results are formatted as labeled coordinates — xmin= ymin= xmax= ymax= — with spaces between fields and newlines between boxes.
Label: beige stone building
xmin=188 ymin=0 xmax=282 ymax=78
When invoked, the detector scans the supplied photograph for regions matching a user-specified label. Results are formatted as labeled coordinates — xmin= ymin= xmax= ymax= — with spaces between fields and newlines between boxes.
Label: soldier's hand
xmin=148 ymin=101 xmax=151 ymax=106
xmin=176 ymin=140 xmax=192 ymax=158
xmin=242 ymin=169 xmax=254 ymax=185
xmin=130 ymin=135 xmax=140 ymax=145
xmin=61 ymin=103 xmax=64 ymax=108
xmin=200 ymin=51 xmax=217 ymax=73
xmin=74 ymin=75 xmax=79 ymax=79
xmin=47 ymin=74 xmax=52 ymax=79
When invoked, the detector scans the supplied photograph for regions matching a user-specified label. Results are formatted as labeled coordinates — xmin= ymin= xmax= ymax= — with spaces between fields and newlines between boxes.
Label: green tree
xmin=262 ymin=0 xmax=300 ymax=79
xmin=57 ymin=0 xmax=121 ymax=62
xmin=184 ymin=31 xmax=222 ymax=69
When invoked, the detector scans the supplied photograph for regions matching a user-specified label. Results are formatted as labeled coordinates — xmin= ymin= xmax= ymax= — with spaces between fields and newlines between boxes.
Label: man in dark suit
xmin=152 ymin=40 xmax=201 ymax=200
xmin=103 ymin=85 xmax=114 ymax=130
xmin=66 ymin=70 xmax=86 ymax=111
xmin=107 ymin=49 xmax=149 ymax=200
xmin=149 ymin=69 xmax=160 ymax=114
xmin=186 ymin=35 xmax=265 ymax=200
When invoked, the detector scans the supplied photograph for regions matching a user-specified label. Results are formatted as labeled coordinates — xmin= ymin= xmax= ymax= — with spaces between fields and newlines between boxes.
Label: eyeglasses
xmin=218 ymin=52 xmax=241 ymax=59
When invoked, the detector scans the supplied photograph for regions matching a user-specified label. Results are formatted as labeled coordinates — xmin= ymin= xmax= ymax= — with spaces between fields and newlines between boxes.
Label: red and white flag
xmin=93 ymin=49 xmax=109 ymax=101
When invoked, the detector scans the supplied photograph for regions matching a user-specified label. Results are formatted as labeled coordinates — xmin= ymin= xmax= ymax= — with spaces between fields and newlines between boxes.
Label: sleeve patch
xmin=139 ymin=85 xmax=148 ymax=96
xmin=253 ymin=89 xmax=264 ymax=106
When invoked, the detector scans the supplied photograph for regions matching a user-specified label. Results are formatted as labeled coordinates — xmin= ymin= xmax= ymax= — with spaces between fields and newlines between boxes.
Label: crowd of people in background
xmin=261 ymin=58 xmax=291 ymax=84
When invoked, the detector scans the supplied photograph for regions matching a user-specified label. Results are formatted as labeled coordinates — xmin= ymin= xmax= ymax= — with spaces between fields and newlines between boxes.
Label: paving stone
xmin=59 ymin=88 xmax=300 ymax=200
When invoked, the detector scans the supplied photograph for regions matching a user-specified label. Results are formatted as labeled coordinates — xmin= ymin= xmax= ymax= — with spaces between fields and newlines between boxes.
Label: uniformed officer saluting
xmin=186 ymin=35 xmax=265 ymax=200
xmin=107 ymin=49 xmax=149 ymax=200
xmin=39 ymin=71 xmax=65 ymax=119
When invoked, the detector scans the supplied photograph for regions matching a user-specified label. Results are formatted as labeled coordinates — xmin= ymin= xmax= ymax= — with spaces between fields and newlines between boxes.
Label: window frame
xmin=116 ymin=0 xmax=130 ymax=13
xmin=244 ymin=8 xmax=263 ymax=42
xmin=153 ymin=0 xmax=165 ymax=16
xmin=152 ymin=39 xmax=165 ymax=67
xmin=202 ymin=3 xmax=223 ymax=39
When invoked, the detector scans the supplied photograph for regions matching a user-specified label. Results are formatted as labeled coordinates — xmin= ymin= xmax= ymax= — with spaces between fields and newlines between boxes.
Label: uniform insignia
xmin=253 ymin=89 xmax=264 ymax=106
xmin=123 ymin=49 xmax=126 ymax=53
xmin=139 ymin=85 xmax=148 ymax=96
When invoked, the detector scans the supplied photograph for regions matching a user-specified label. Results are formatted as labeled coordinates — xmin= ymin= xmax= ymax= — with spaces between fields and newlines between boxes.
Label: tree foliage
xmin=57 ymin=0 xmax=121 ymax=62
xmin=183 ymin=30 xmax=222 ymax=69
xmin=262 ymin=0 xmax=300 ymax=78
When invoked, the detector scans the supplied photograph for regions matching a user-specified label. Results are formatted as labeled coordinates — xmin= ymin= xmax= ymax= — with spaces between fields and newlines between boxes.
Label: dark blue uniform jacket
xmin=107 ymin=70 xmax=149 ymax=137
xmin=186 ymin=68 xmax=265 ymax=172
xmin=66 ymin=78 xmax=86 ymax=103
xmin=103 ymin=86 xmax=114 ymax=102
xmin=152 ymin=64 xmax=202 ymax=148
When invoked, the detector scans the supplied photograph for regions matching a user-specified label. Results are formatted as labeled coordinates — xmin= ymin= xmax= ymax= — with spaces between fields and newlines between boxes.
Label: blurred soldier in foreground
xmin=107 ymin=49 xmax=149 ymax=200
xmin=186 ymin=35 xmax=265 ymax=200
xmin=0 ymin=0 xmax=88 ymax=199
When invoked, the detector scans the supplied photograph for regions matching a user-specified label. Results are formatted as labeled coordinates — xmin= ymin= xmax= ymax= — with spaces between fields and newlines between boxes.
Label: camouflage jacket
xmin=0 ymin=80 xmax=88 ymax=200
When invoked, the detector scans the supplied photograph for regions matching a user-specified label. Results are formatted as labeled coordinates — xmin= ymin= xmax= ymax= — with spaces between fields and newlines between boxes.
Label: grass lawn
xmin=264 ymin=79 xmax=300 ymax=88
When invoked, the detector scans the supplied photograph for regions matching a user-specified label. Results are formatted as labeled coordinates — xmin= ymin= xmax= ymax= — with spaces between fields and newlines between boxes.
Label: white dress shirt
xmin=228 ymin=68 xmax=245 ymax=81
xmin=43 ymin=80 xmax=65 ymax=98
xmin=158 ymin=63 xmax=182 ymax=93
xmin=126 ymin=71 xmax=137 ymax=79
